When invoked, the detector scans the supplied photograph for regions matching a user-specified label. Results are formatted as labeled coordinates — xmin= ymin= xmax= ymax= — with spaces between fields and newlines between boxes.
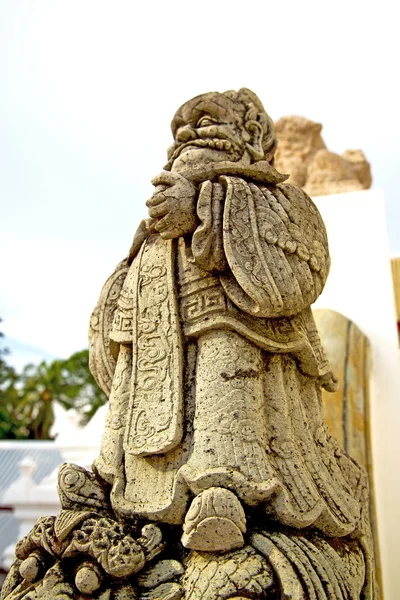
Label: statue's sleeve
xmin=88 ymin=219 xmax=153 ymax=396
xmin=88 ymin=258 xmax=131 ymax=397
xmin=191 ymin=181 xmax=228 ymax=272
xmin=219 ymin=177 xmax=330 ymax=318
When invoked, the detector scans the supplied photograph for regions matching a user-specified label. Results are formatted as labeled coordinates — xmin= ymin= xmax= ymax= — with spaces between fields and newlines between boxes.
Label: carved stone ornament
xmin=274 ymin=115 xmax=372 ymax=196
xmin=2 ymin=89 xmax=378 ymax=599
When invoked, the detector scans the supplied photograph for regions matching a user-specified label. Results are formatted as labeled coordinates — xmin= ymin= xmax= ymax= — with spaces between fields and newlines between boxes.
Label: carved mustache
xmin=168 ymin=137 xmax=242 ymax=164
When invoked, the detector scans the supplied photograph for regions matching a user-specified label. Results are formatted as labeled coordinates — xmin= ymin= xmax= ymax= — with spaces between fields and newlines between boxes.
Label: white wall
xmin=313 ymin=189 xmax=400 ymax=600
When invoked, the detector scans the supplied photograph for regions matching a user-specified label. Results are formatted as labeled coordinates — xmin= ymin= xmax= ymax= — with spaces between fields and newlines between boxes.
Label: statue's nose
xmin=175 ymin=125 xmax=197 ymax=143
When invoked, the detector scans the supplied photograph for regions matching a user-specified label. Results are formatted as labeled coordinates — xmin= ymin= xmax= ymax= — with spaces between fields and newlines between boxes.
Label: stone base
xmin=1 ymin=464 xmax=375 ymax=600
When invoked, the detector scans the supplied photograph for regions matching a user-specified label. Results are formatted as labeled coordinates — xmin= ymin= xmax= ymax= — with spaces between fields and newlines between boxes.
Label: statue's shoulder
xmin=275 ymin=181 xmax=324 ymax=215
xmin=220 ymin=176 xmax=331 ymax=318
xmin=269 ymin=181 xmax=329 ymax=247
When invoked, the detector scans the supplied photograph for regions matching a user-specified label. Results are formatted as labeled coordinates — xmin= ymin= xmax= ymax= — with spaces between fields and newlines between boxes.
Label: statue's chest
xmin=177 ymin=237 xmax=229 ymax=325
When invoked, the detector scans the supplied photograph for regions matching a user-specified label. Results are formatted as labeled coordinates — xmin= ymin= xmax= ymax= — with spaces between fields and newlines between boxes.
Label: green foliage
xmin=0 ymin=319 xmax=28 ymax=439
xmin=0 ymin=329 xmax=29 ymax=439
xmin=0 ymin=322 xmax=108 ymax=440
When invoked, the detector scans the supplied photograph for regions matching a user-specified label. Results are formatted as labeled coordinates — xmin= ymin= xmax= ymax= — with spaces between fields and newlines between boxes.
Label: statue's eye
xmin=196 ymin=116 xmax=219 ymax=128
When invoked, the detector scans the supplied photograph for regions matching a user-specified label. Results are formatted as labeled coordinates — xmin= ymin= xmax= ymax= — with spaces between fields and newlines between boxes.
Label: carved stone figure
xmin=274 ymin=115 xmax=372 ymax=196
xmin=2 ymin=89 xmax=377 ymax=599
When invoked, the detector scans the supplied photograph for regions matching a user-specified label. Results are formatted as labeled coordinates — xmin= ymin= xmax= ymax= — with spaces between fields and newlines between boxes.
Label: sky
xmin=0 ymin=0 xmax=399 ymax=369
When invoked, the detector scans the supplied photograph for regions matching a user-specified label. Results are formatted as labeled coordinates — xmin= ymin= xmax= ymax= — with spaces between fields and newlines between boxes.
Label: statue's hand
xmin=146 ymin=172 xmax=198 ymax=239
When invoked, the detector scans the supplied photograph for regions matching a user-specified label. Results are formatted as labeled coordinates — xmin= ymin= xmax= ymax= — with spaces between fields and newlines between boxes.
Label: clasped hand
xmin=146 ymin=172 xmax=198 ymax=239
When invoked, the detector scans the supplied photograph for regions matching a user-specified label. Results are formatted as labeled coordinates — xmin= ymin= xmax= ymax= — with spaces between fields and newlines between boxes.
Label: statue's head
xmin=165 ymin=88 xmax=277 ymax=173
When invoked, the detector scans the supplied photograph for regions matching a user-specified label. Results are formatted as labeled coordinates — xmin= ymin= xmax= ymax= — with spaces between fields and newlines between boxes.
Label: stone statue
xmin=274 ymin=115 xmax=372 ymax=196
xmin=2 ymin=89 xmax=377 ymax=599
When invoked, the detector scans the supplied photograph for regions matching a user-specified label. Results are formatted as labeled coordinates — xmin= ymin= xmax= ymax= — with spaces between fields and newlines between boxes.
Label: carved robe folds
xmin=93 ymin=175 xmax=368 ymax=537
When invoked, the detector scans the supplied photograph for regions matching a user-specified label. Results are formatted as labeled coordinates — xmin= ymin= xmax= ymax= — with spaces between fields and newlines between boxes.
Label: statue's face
xmin=168 ymin=93 xmax=252 ymax=173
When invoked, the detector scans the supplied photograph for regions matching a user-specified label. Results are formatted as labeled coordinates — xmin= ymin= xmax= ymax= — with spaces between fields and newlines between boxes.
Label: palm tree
xmin=0 ymin=320 xmax=29 ymax=439
xmin=2 ymin=350 xmax=107 ymax=440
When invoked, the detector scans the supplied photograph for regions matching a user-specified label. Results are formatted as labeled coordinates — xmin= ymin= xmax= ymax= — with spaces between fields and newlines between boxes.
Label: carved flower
xmin=64 ymin=517 xmax=146 ymax=578
xmin=16 ymin=517 xmax=58 ymax=561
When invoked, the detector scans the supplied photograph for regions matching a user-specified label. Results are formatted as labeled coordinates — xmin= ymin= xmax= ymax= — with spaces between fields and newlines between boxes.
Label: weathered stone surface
xmin=274 ymin=115 xmax=372 ymax=196
xmin=2 ymin=89 xmax=377 ymax=599
xmin=314 ymin=308 xmax=383 ymax=598
xmin=138 ymin=560 xmax=184 ymax=589
xmin=181 ymin=487 xmax=246 ymax=552
xmin=74 ymin=564 xmax=102 ymax=595
xmin=391 ymin=256 xmax=400 ymax=326
xmin=313 ymin=309 xmax=372 ymax=462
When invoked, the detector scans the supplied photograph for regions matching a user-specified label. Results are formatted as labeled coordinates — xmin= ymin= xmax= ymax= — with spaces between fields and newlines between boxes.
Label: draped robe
xmin=90 ymin=167 xmax=368 ymax=539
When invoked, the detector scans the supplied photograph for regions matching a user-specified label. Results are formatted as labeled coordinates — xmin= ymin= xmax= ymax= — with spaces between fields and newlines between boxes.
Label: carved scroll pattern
xmin=124 ymin=238 xmax=183 ymax=456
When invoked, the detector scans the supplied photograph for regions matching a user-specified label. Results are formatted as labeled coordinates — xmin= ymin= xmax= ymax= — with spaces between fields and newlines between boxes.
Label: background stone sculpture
xmin=314 ymin=309 xmax=382 ymax=598
xmin=1 ymin=89 xmax=377 ymax=599
xmin=274 ymin=115 xmax=372 ymax=196
xmin=390 ymin=257 xmax=400 ymax=345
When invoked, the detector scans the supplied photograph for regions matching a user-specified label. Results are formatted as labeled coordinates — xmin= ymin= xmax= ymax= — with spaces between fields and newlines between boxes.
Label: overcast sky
xmin=1 ymin=0 xmax=399 ymax=369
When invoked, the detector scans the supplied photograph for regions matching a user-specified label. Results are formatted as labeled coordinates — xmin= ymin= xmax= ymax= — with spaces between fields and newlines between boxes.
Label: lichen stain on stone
xmin=220 ymin=369 xmax=259 ymax=381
